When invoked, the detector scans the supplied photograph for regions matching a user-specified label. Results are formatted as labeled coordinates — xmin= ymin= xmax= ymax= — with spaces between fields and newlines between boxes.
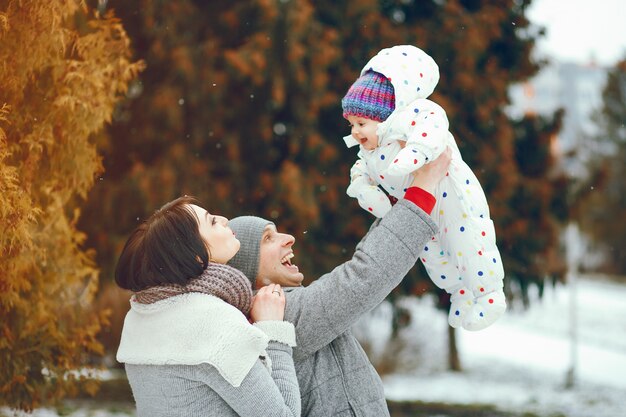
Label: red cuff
xmin=403 ymin=187 xmax=436 ymax=214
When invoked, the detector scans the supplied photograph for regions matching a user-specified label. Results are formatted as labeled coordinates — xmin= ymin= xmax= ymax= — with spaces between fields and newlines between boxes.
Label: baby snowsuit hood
xmin=363 ymin=45 xmax=439 ymax=111
xmin=344 ymin=45 xmax=440 ymax=149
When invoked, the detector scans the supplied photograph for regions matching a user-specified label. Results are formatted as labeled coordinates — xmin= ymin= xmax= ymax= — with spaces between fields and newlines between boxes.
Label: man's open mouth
xmin=280 ymin=253 xmax=294 ymax=266
xmin=280 ymin=253 xmax=299 ymax=271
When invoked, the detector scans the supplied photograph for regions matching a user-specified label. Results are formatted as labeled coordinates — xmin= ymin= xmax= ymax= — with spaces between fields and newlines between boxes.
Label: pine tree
xmin=0 ymin=1 xmax=142 ymax=410
xmin=79 ymin=0 xmax=565 ymax=370
xmin=578 ymin=59 xmax=626 ymax=273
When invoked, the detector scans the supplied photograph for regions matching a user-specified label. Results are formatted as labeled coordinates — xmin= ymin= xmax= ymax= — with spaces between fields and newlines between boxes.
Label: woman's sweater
xmin=117 ymin=292 xmax=300 ymax=417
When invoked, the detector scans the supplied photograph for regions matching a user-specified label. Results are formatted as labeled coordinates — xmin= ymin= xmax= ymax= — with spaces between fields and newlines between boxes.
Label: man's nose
xmin=280 ymin=233 xmax=295 ymax=246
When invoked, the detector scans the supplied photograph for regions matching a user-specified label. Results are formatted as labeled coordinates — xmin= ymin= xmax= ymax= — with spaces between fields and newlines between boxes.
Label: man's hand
xmin=410 ymin=146 xmax=452 ymax=194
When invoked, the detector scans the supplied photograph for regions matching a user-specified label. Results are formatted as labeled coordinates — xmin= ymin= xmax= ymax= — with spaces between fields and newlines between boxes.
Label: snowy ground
xmin=4 ymin=274 xmax=625 ymax=417
xmin=379 ymin=274 xmax=626 ymax=417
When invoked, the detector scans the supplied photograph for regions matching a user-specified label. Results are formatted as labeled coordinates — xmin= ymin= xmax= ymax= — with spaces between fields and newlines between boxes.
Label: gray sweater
xmin=118 ymin=293 xmax=301 ymax=417
xmin=284 ymin=199 xmax=438 ymax=416
xmin=125 ymin=341 xmax=300 ymax=417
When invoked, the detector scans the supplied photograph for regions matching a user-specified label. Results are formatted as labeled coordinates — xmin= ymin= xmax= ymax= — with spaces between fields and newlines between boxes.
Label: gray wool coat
xmin=284 ymin=199 xmax=438 ymax=417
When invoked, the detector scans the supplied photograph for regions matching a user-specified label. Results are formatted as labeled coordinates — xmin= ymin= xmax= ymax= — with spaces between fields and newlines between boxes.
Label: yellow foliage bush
xmin=0 ymin=0 xmax=143 ymax=410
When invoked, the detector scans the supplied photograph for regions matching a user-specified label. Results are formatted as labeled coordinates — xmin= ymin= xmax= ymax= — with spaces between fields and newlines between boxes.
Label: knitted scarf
xmin=134 ymin=263 xmax=253 ymax=315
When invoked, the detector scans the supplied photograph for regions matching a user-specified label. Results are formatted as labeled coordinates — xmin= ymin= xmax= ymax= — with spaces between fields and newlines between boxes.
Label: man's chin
xmin=283 ymin=266 xmax=304 ymax=286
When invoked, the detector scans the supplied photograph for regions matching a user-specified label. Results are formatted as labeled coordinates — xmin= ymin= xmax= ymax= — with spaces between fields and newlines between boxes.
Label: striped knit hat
xmin=342 ymin=70 xmax=395 ymax=122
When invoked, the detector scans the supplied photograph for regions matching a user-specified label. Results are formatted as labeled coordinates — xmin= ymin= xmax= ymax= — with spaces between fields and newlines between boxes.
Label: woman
xmin=115 ymin=196 xmax=300 ymax=417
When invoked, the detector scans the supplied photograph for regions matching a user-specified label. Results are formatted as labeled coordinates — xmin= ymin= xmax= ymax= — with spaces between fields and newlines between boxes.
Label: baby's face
xmin=346 ymin=115 xmax=380 ymax=151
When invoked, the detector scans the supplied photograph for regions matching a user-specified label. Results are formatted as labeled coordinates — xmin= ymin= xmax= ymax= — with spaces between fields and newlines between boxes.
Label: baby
xmin=341 ymin=45 xmax=506 ymax=331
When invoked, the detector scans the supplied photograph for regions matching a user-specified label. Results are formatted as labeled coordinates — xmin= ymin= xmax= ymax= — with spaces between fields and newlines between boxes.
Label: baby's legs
xmin=420 ymin=236 xmax=473 ymax=329
xmin=441 ymin=217 xmax=506 ymax=330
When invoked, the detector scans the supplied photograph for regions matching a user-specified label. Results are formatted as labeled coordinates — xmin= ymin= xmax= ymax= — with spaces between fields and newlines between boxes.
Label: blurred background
xmin=1 ymin=0 xmax=624 ymax=416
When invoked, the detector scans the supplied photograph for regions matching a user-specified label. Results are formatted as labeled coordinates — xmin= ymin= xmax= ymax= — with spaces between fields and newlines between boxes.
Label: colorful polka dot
xmin=443 ymin=192 xmax=447 ymax=197
xmin=414 ymin=108 xmax=419 ymax=113
xmin=460 ymin=226 xmax=465 ymax=232
xmin=380 ymin=155 xmax=385 ymax=160
xmin=422 ymin=132 xmax=427 ymax=137
xmin=441 ymin=275 xmax=446 ymax=279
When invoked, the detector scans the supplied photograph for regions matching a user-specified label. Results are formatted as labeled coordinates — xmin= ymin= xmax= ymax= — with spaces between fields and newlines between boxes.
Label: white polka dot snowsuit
xmin=343 ymin=45 xmax=506 ymax=331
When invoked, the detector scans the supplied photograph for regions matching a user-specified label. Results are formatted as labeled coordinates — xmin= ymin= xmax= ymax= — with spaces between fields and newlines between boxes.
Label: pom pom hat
xmin=342 ymin=70 xmax=395 ymax=122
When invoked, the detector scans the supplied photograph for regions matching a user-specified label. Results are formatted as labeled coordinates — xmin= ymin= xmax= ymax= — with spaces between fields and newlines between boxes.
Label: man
xmin=228 ymin=149 xmax=451 ymax=416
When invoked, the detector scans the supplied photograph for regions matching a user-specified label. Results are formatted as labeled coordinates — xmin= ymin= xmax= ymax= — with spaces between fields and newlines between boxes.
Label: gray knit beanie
xmin=228 ymin=216 xmax=274 ymax=285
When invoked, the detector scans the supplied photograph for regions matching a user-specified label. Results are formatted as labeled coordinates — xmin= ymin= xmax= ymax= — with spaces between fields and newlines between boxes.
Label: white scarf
xmin=116 ymin=292 xmax=269 ymax=387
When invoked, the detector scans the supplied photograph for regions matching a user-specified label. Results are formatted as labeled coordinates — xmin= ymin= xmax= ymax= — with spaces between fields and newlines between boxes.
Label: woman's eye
xmin=211 ymin=217 xmax=217 ymax=225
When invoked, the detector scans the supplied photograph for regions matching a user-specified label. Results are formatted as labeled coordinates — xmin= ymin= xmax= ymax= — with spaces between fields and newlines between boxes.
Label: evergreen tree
xmin=0 ymin=1 xmax=142 ymax=410
xmin=578 ymin=59 xmax=626 ymax=273
xmin=81 ymin=0 xmax=564 ymax=369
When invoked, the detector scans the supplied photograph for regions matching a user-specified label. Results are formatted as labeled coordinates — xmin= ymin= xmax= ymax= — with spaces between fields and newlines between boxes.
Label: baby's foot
xmin=447 ymin=286 xmax=473 ymax=329
xmin=462 ymin=289 xmax=507 ymax=331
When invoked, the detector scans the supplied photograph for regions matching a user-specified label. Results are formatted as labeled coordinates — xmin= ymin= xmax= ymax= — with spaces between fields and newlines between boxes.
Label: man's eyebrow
xmin=263 ymin=224 xmax=276 ymax=235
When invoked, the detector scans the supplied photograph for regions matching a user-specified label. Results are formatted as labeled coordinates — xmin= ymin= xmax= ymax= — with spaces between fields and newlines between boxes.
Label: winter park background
xmin=5 ymin=275 xmax=626 ymax=416
xmin=2 ymin=1 xmax=626 ymax=416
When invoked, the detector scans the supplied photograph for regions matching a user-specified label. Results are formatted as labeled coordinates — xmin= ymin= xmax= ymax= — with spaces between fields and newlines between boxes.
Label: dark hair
xmin=114 ymin=196 xmax=210 ymax=291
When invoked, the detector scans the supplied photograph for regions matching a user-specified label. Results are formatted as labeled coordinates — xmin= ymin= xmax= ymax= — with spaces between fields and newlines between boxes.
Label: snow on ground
xmin=381 ymin=274 xmax=626 ymax=417
xmin=4 ymin=274 xmax=625 ymax=417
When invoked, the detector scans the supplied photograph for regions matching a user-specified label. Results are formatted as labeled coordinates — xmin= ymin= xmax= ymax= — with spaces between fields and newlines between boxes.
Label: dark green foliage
xmin=578 ymin=59 xmax=626 ymax=273
xmin=79 ymin=0 xmax=564 ymax=351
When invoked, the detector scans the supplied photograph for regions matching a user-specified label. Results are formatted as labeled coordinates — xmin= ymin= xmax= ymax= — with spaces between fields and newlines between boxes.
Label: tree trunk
xmin=448 ymin=325 xmax=462 ymax=371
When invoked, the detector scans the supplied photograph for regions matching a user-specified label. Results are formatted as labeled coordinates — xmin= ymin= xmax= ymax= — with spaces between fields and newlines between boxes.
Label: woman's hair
xmin=114 ymin=196 xmax=210 ymax=291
